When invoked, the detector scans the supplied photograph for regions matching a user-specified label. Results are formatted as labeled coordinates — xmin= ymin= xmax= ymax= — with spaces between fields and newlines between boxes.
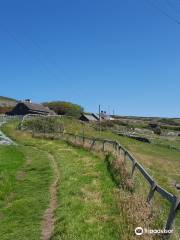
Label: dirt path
xmin=41 ymin=152 xmax=60 ymax=240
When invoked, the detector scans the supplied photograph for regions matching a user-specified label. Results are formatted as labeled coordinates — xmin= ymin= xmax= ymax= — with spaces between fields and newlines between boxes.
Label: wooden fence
xmin=55 ymin=132 xmax=180 ymax=237
xmin=0 ymin=115 xmax=24 ymax=122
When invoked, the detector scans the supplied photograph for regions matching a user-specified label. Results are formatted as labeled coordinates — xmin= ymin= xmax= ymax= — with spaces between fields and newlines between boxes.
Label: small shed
xmin=92 ymin=113 xmax=101 ymax=120
xmin=79 ymin=113 xmax=98 ymax=122
xmin=149 ymin=121 xmax=159 ymax=129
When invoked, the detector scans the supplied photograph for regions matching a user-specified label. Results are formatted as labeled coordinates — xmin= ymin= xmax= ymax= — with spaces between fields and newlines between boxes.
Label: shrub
xmin=43 ymin=101 xmax=84 ymax=118
xmin=0 ymin=106 xmax=13 ymax=114
xmin=105 ymin=153 xmax=134 ymax=192
xmin=153 ymin=126 xmax=162 ymax=135
xmin=22 ymin=117 xmax=64 ymax=133
xmin=100 ymin=121 xmax=114 ymax=128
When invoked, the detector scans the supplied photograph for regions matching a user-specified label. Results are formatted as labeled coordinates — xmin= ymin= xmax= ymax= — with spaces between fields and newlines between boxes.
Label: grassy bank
xmin=22 ymin=117 xmax=180 ymax=239
xmin=1 ymin=120 xmax=157 ymax=240
xmin=56 ymin=118 xmax=180 ymax=195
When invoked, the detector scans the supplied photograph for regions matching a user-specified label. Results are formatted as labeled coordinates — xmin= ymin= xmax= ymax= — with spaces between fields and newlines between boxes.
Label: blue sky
xmin=0 ymin=0 xmax=180 ymax=117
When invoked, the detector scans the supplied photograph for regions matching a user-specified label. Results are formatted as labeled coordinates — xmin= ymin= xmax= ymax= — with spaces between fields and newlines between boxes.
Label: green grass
xmin=0 ymin=121 xmax=124 ymax=239
xmin=43 ymin=142 xmax=123 ymax=240
xmin=0 ymin=146 xmax=24 ymax=203
xmin=36 ymin=117 xmax=180 ymax=239
xmin=62 ymin=118 xmax=180 ymax=236
xmin=4 ymin=121 xmax=134 ymax=240
xmin=59 ymin=118 xmax=180 ymax=194
xmin=0 ymin=133 xmax=53 ymax=239
xmin=2 ymin=120 xmax=180 ymax=240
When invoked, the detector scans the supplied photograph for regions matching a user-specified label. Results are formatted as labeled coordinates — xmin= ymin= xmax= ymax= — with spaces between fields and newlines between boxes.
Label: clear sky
xmin=0 ymin=0 xmax=180 ymax=117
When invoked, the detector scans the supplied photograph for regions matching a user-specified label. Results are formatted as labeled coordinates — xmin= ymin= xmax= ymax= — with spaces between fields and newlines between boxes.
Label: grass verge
xmin=0 ymin=143 xmax=52 ymax=240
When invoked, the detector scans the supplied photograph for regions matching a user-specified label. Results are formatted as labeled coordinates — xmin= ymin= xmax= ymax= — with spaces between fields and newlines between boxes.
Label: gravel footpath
xmin=0 ymin=122 xmax=15 ymax=145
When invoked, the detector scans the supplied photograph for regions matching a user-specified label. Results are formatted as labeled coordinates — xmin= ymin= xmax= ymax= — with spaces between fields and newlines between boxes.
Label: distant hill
xmin=0 ymin=96 xmax=17 ymax=107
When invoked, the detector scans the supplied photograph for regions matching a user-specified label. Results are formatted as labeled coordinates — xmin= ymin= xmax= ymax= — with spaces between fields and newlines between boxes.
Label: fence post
xmin=90 ymin=139 xmax=96 ymax=150
xmin=116 ymin=141 xmax=119 ymax=154
xmin=147 ymin=182 xmax=157 ymax=203
xmin=131 ymin=161 xmax=137 ymax=178
xmin=62 ymin=131 xmax=65 ymax=140
xmin=124 ymin=150 xmax=127 ymax=164
xmin=118 ymin=145 xmax=121 ymax=156
xmin=102 ymin=140 xmax=105 ymax=152
xmin=165 ymin=197 xmax=180 ymax=233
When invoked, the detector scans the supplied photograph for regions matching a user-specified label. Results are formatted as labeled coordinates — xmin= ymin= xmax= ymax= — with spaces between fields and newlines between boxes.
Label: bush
xmin=100 ymin=121 xmax=114 ymax=128
xmin=105 ymin=153 xmax=134 ymax=192
xmin=153 ymin=126 xmax=162 ymax=135
xmin=0 ymin=106 xmax=13 ymax=114
xmin=99 ymin=120 xmax=135 ymax=131
xmin=43 ymin=101 xmax=84 ymax=118
xmin=22 ymin=117 xmax=64 ymax=133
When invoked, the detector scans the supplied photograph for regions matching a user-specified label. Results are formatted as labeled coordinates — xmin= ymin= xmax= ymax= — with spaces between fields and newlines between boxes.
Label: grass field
xmin=0 ymin=120 xmax=152 ymax=240
xmin=29 ymin=116 xmax=180 ymax=238
xmin=1 ymin=119 xmax=180 ymax=239
xmin=0 ymin=143 xmax=52 ymax=240
xmin=59 ymin=118 xmax=180 ymax=195
xmin=60 ymin=118 xmax=180 ymax=236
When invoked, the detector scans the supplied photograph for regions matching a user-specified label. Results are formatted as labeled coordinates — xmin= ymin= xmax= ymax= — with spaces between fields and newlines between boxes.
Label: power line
xmin=0 ymin=22 xmax=61 ymax=81
xmin=166 ymin=0 xmax=180 ymax=16
xmin=145 ymin=0 xmax=180 ymax=25
xmin=21 ymin=32 xmax=72 ymax=83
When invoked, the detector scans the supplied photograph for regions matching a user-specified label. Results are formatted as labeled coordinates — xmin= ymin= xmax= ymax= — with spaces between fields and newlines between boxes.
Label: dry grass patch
xmin=115 ymin=190 xmax=154 ymax=240
xmin=16 ymin=170 xmax=26 ymax=181
xmin=81 ymin=186 xmax=102 ymax=205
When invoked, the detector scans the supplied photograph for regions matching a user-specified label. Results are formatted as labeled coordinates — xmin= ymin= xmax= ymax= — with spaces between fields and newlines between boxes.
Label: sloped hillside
xmin=0 ymin=96 xmax=17 ymax=107
xmin=0 ymin=96 xmax=17 ymax=114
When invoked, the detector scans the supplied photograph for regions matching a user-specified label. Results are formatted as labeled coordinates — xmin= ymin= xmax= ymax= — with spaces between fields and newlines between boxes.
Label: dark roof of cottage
xmin=20 ymin=101 xmax=55 ymax=114
xmin=80 ymin=113 xmax=97 ymax=121
xmin=92 ymin=113 xmax=100 ymax=120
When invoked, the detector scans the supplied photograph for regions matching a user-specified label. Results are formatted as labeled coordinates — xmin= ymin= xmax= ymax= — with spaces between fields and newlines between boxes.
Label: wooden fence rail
xmin=58 ymin=132 xmax=180 ymax=237
xmin=0 ymin=115 xmax=24 ymax=122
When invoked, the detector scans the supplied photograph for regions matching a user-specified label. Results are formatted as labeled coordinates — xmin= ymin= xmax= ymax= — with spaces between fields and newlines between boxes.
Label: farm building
xmin=100 ymin=111 xmax=114 ymax=120
xmin=79 ymin=112 xmax=114 ymax=122
xmin=149 ymin=121 xmax=159 ymax=129
xmin=8 ymin=101 xmax=55 ymax=116
xmin=92 ymin=113 xmax=101 ymax=120
xmin=79 ymin=113 xmax=98 ymax=122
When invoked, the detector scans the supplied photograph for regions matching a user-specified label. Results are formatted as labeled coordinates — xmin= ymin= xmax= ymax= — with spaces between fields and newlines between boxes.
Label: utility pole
xmin=99 ymin=104 xmax=101 ymax=133
xmin=83 ymin=121 xmax=85 ymax=145
xmin=108 ymin=105 xmax=110 ymax=115
xmin=80 ymin=121 xmax=85 ymax=144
